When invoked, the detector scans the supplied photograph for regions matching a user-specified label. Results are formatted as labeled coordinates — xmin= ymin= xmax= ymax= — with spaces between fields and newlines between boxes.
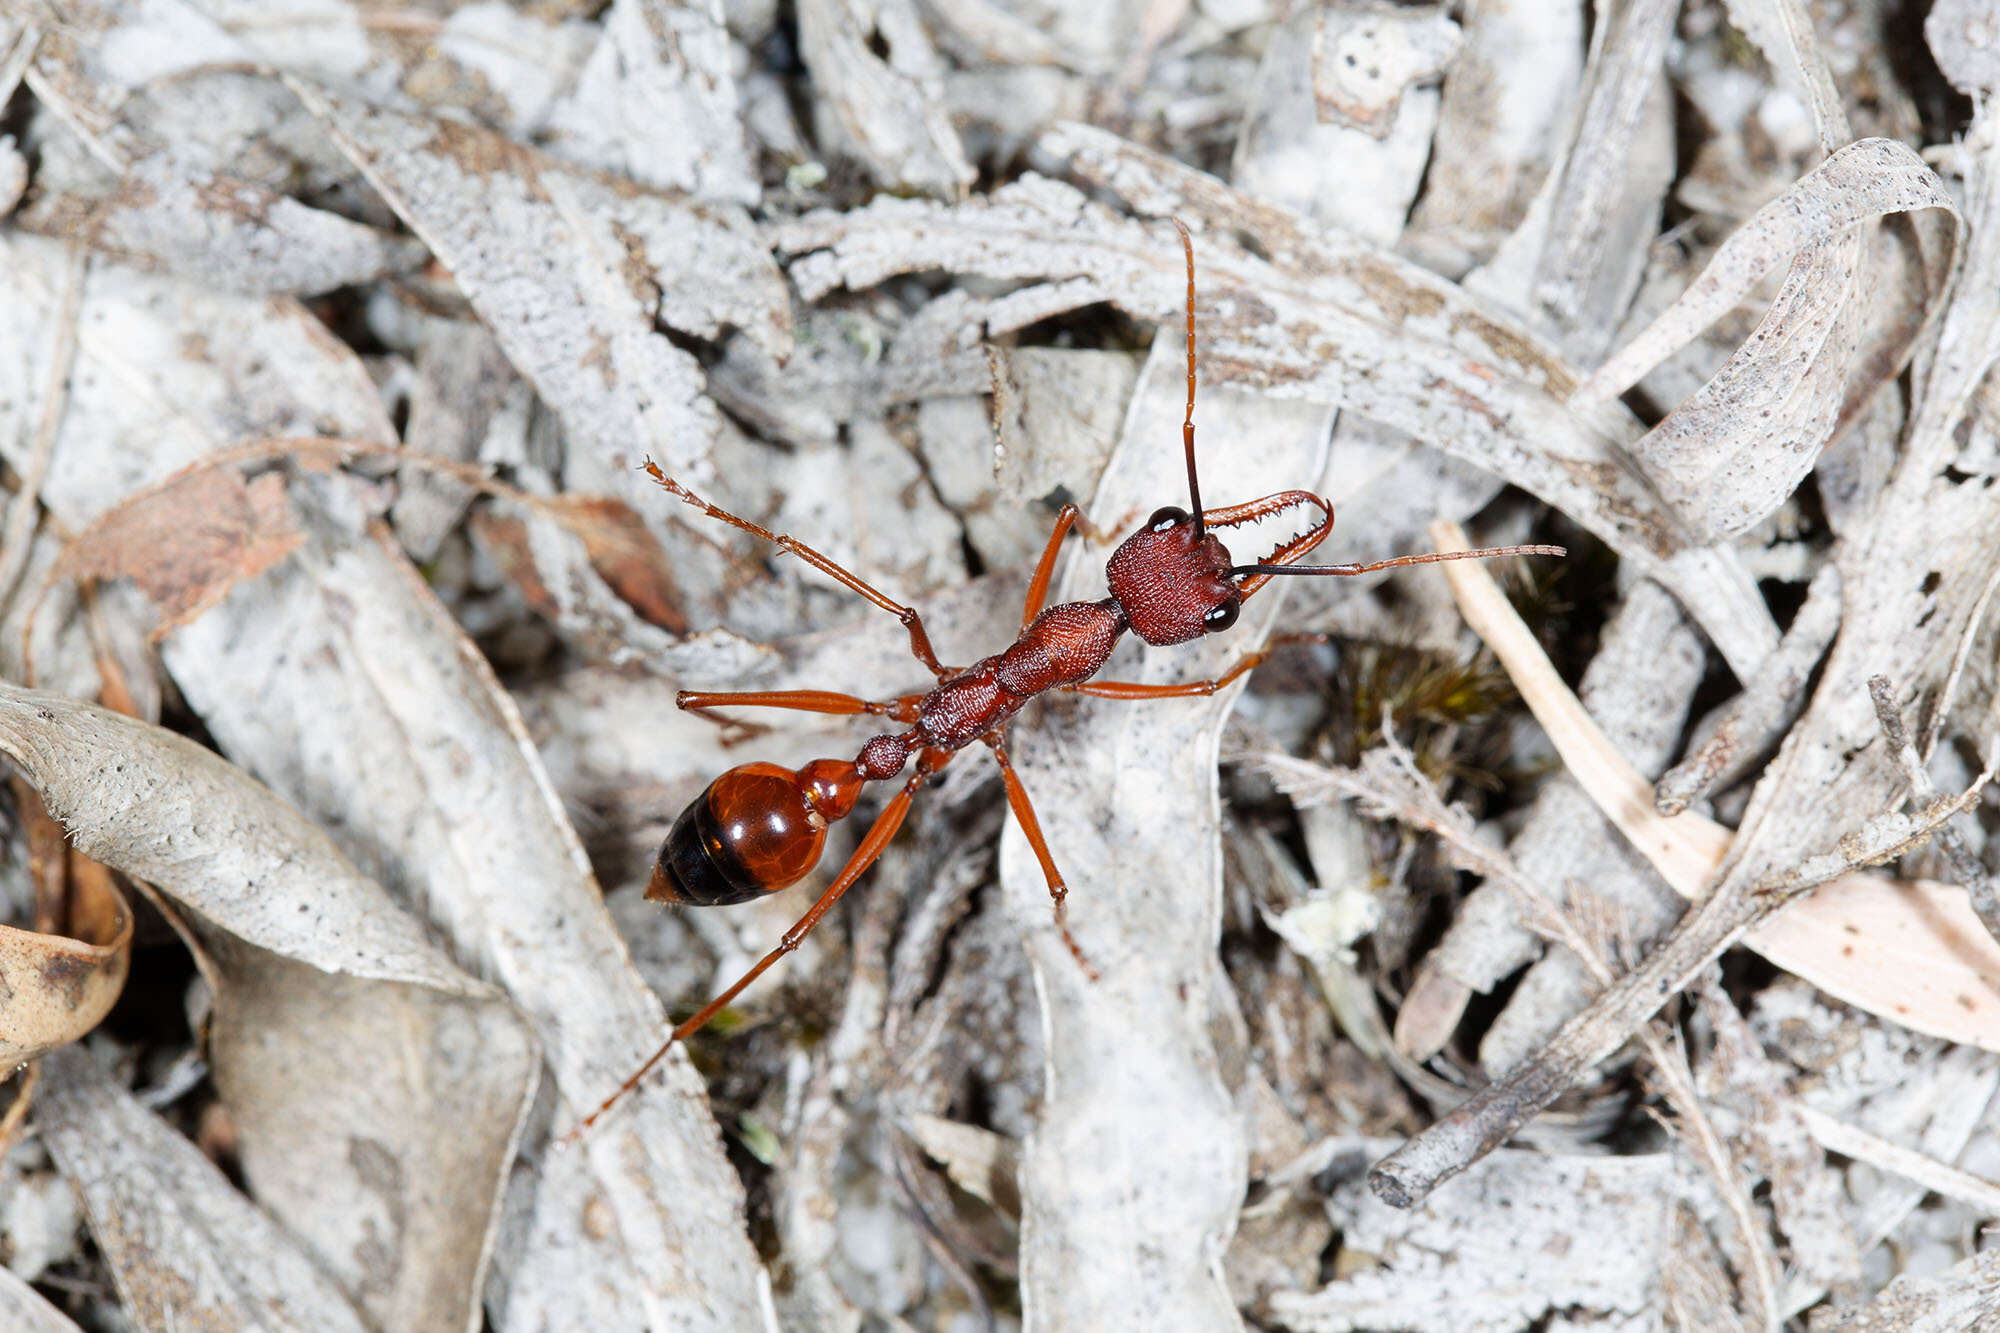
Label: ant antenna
xmin=1231 ymin=544 xmax=1567 ymax=580
xmin=1172 ymin=217 xmax=1204 ymax=538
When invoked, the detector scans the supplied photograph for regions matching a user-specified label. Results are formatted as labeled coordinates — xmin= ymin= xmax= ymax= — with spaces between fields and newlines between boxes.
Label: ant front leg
xmin=1021 ymin=503 xmax=1086 ymax=629
xmin=643 ymin=460 xmax=952 ymax=680
xmin=986 ymin=732 xmax=1097 ymax=978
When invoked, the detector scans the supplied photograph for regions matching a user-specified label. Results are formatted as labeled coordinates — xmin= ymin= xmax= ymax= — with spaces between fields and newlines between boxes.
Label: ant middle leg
xmin=643 ymin=459 xmax=950 ymax=679
xmin=1060 ymin=632 xmax=1329 ymax=700
xmin=985 ymin=732 xmax=1097 ymax=978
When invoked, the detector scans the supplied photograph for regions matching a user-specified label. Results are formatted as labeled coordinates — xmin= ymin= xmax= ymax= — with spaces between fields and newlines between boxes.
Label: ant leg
xmin=643 ymin=460 xmax=950 ymax=679
xmin=1021 ymin=504 xmax=1082 ymax=629
xmin=568 ymin=748 xmax=952 ymax=1140
xmin=985 ymin=733 xmax=1097 ymax=978
xmin=679 ymin=689 xmax=924 ymax=724
xmin=1063 ymin=632 xmax=1327 ymax=699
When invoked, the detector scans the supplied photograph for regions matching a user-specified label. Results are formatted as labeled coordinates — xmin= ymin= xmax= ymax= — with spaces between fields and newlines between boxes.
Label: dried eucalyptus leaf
xmin=0 ymin=1266 xmax=81 ymax=1333
xmin=36 ymin=1043 xmax=374 ymax=1333
xmin=0 ymin=684 xmax=537 ymax=1332
xmin=773 ymin=169 xmax=1779 ymax=676
xmin=157 ymin=503 xmax=772 ymax=1331
xmin=291 ymin=79 xmax=790 ymax=492
xmin=0 ymin=236 xmax=394 ymax=526
xmin=1578 ymin=137 xmax=1958 ymax=540
xmin=1265 ymin=1141 xmax=1674 ymax=1333
xmin=63 ymin=467 xmax=302 ymax=637
xmin=0 ymin=864 xmax=129 ymax=1067
xmin=796 ymin=0 xmax=973 ymax=198
xmin=1405 ymin=0 xmax=1582 ymax=273
xmin=18 ymin=149 xmax=424 ymax=295
xmin=1433 ymin=530 xmax=2000 ymax=1053
xmin=544 ymin=0 xmax=758 ymax=205
xmin=1002 ymin=337 xmax=1331 ymax=1328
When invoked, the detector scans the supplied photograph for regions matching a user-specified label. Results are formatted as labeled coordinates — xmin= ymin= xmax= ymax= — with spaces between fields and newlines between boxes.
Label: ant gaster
xmin=573 ymin=220 xmax=1562 ymax=1136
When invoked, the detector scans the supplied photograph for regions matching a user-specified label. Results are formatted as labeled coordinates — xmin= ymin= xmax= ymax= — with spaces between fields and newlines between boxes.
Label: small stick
xmin=1867 ymin=673 xmax=2000 ymax=945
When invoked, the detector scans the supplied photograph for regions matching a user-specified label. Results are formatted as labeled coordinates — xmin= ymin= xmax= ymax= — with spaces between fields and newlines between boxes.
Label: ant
xmin=573 ymin=219 xmax=1562 ymax=1136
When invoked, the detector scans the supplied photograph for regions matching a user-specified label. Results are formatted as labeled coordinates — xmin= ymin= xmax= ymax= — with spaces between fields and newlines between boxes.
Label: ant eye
xmin=1147 ymin=506 xmax=1189 ymax=532
xmin=1203 ymin=596 xmax=1241 ymax=633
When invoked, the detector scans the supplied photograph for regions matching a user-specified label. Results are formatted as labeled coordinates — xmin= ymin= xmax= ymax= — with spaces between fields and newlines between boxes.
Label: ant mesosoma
xmin=573 ymin=219 xmax=1562 ymax=1136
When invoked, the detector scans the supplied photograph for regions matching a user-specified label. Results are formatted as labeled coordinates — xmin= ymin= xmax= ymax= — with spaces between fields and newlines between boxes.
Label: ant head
xmin=1105 ymin=505 xmax=1242 ymax=645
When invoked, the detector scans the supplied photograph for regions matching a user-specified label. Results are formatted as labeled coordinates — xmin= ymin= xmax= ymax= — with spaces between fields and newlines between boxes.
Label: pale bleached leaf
xmin=0 ymin=1266 xmax=81 ymax=1333
xmin=37 ymin=1042 xmax=374 ymax=1332
xmin=0 ymin=683 xmax=537 ymax=1332
xmin=1578 ymin=138 xmax=1958 ymax=541
xmin=1265 ymin=1142 xmax=1674 ymax=1333
xmin=18 ymin=148 xmax=424 ymax=295
xmin=158 ymin=499 xmax=773 ymax=1332
xmin=1002 ymin=337 xmax=1331 ymax=1329
xmin=773 ymin=165 xmax=1779 ymax=676
xmin=0 ymin=234 xmax=394 ymax=526
xmin=797 ymin=0 xmax=973 ymax=198
xmin=544 ymin=0 xmax=758 ymax=205
xmin=292 ymin=78 xmax=789 ymax=500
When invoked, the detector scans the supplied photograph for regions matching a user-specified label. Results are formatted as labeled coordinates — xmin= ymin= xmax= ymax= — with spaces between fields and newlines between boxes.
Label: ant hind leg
xmin=985 ymin=732 xmax=1097 ymax=979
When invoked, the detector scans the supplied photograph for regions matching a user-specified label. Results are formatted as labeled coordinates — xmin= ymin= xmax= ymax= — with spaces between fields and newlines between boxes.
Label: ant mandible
xmin=574 ymin=219 xmax=1562 ymax=1135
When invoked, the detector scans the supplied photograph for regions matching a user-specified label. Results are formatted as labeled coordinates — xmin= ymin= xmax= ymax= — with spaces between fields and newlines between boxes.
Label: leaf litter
xmin=3 ymin=2 xmax=2000 ymax=1331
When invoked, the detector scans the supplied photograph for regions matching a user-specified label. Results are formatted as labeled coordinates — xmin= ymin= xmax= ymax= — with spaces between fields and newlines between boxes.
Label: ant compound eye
xmin=1147 ymin=506 xmax=1189 ymax=532
xmin=1203 ymin=595 xmax=1241 ymax=633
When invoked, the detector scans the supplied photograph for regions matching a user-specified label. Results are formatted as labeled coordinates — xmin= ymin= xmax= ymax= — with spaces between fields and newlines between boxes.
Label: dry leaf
xmin=0 ymin=234 xmax=395 ymax=528
xmin=1001 ymin=337 xmax=1331 ymax=1328
xmin=0 ymin=684 xmax=538 ymax=1332
xmin=156 ymin=499 xmax=773 ymax=1330
xmin=1579 ymin=138 xmax=1959 ymax=541
xmin=0 ymin=786 xmax=129 ymax=1068
xmin=0 ymin=1264 xmax=82 ymax=1333
xmin=291 ymin=78 xmax=788 ymax=499
xmin=62 ymin=467 xmax=302 ymax=638
xmin=36 ymin=1044 xmax=376 ymax=1333
xmin=774 ymin=156 xmax=1781 ymax=677
xmin=1432 ymin=521 xmax=2000 ymax=1052
xmin=1265 ymin=1140 xmax=1675 ymax=1333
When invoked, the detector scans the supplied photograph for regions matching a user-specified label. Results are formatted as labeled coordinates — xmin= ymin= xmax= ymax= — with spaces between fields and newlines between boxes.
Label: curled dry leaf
xmin=1579 ymin=137 xmax=1959 ymax=541
xmin=773 ymin=155 xmax=1780 ymax=677
xmin=0 ymin=684 xmax=538 ymax=1333
xmin=36 ymin=1044 xmax=374 ymax=1333
xmin=59 ymin=466 xmax=302 ymax=638
xmin=1432 ymin=522 xmax=2000 ymax=1053
xmin=0 ymin=783 xmax=130 ymax=1068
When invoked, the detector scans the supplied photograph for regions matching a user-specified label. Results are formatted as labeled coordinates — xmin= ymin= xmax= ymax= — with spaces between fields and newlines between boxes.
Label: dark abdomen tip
xmin=646 ymin=764 xmax=828 ymax=907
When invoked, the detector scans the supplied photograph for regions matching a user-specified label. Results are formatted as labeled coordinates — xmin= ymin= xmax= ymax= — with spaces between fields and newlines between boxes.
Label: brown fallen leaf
xmin=60 ymin=465 xmax=301 ymax=639
xmin=0 ymin=780 xmax=130 ymax=1070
